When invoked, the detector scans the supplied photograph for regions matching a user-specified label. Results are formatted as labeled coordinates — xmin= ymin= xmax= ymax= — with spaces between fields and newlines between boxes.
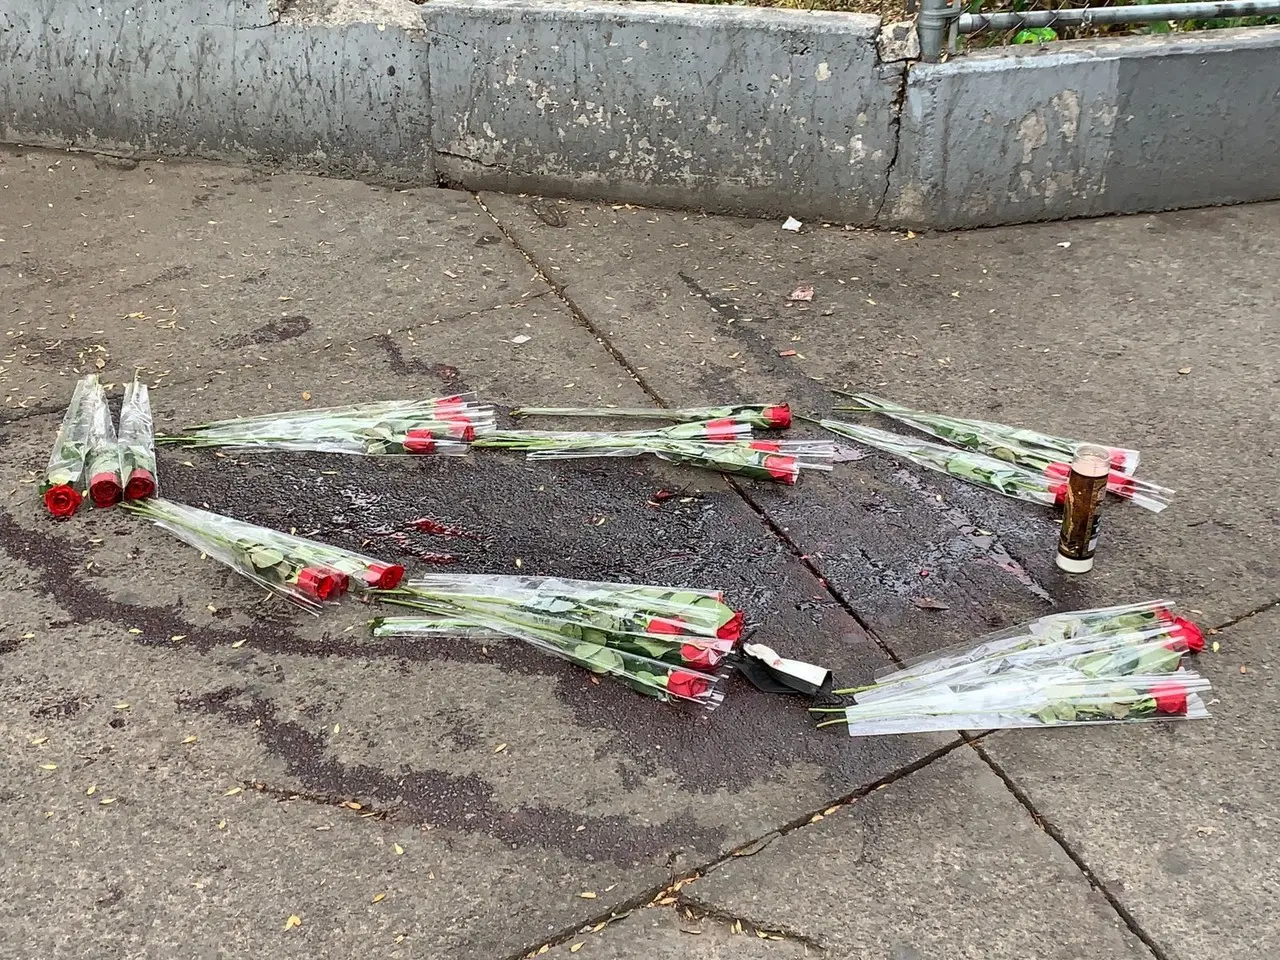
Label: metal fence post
xmin=918 ymin=0 xmax=952 ymax=62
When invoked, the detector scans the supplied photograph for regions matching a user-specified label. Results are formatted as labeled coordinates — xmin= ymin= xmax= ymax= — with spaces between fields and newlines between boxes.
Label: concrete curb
xmin=2 ymin=0 xmax=1278 ymax=226
xmin=885 ymin=29 xmax=1280 ymax=228
xmin=0 ymin=0 xmax=434 ymax=182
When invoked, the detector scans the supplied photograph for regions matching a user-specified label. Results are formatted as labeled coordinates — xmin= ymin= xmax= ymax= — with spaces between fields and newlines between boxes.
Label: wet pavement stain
xmin=891 ymin=469 xmax=1054 ymax=605
xmin=216 ymin=314 xmax=312 ymax=349
xmin=178 ymin=685 xmax=728 ymax=867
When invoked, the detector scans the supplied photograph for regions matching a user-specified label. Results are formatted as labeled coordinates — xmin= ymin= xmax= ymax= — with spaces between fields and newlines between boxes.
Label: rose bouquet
xmin=41 ymin=375 xmax=98 ymax=519
xmin=124 ymin=498 xmax=403 ymax=612
xmin=118 ymin=378 xmax=158 ymax=500
xmin=871 ymin=599 xmax=1202 ymax=688
xmin=811 ymin=601 xmax=1211 ymax=735
xmin=836 ymin=393 xmax=1170 ymax=513
xmin=511 ymin=403 xmax=793 ymax=430
xmin=84 ymin=378 xmax=124 ymax=509
xmin=818 ymin=670 xmax=1211 ymax=735
xmin=477 ymin=424 xmax=833 ymax=485
xmin=158 ymin=394 xmax=494 ymax=456
xmin=815 ymin=418 xmax=1064 ymax=505
xmin=371 ymin=574 xmax=744 ymax=708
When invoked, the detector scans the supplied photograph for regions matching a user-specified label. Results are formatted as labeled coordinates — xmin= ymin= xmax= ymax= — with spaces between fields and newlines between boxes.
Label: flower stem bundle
xmin=372 ymin=574 xmax=745 ymax=709
xmin=835 ymin=393 xmax=1170 ymax=512
xmin=124 ymin=498 xmax=403 ymax=612
xmin=41 ymin=375 xmax=98 ymax=519
xmin=119 ymin=378 xmax=158 ymax=500
xmin=158 ymin=394 xmax=494 ymax=456
xmin=511 ymin=403 xmax=793 ymax=430
xmin=477 ymin=423 xmax=833 ymax=485
xmin=812 ymin=600 xmax=1210 ymax=735
xmin=815 ymin=418 xmax=1063 ymax=505
xmin=84 ymin=378 xmax=124 ymax=509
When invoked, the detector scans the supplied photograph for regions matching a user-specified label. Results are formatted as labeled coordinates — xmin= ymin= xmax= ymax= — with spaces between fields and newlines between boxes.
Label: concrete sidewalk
xmin=0 ymin=146 xmax=1276 ymax=960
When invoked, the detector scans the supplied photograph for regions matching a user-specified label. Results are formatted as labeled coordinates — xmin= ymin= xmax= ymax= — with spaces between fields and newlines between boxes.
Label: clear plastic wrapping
xmin=160 ymin=394 xmax=493 ymax=456
xmin=837 ymin=393 xmax=1170 ymax=512
xmin=372 ymin=574 xmax=745 ymax=709
xmin=124 ymin=498 xmax=404 ymax=612
xmin=835 ymin=671 xmax=1211 ymax=736
xmin=118 ymin=378 xmax=158 ymax=500
xmin=817 ymin=419 xmax=1063 ymax=505
xmin=84 ymin=378 xmax=124 ymax=509
xmin=511 ymin=403 xmax=793 ymax=430
xmin=41 ymin=375 xmax=98 ymax=518
xmin=814 ymin=601 xmax=1211 ymax=736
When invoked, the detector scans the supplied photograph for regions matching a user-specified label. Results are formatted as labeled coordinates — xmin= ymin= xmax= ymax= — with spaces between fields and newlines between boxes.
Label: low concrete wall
xmin=0 ymin=0 xmax=434 ymax=182
xmin=424 ymin=0 xmax=904 ymax=223
xmin=884 ymin=28 xmax=1280 ymax=229
xmin=2 ymin=0 xmax=1279 ymax=226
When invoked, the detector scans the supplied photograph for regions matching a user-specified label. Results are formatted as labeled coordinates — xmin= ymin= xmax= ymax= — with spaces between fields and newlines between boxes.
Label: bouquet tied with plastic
xmin=371 ymin=574 xmax=746 ymax=709
xmin=41 ymin=375 xmax=98 ymax=518
xmin=159 ymin=394 xmax=494 ymax=456
xmin=813 ymin=600 xmax=1211 ymax=735
xmin=119 ymin=378 xmax=159 ymax=500
xmin=512 ymin=402 xmax=793 ymax=430
xmin=835 ymin=393 xmax=1171 ymax=512
xmin=477 ymin=422 xmax=833 ymax=485
xmin=125 ymin=498 xmax=403 ymax=612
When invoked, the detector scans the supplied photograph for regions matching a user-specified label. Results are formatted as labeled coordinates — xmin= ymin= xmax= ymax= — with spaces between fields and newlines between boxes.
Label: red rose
xmin=680 ymin=643 xmax=716 ymax=669
xmin=321 ymin=568 xmax=351 ymax=595
xmin=1108 ymin=471 xmax=1136 ymax=499
xmin=1049 ymin=482 xmax=1068 ymax=505
xmin=89 ymin=472 xmax=123 ymax=509
xmin=1043 ymin=461 xmax=1070 ymax=480
xmin=1171 ymin=616 xmax=1205 ymax=653
xmin=647 ymin=617 xmax=685 ymax=636
xmin=1109 ymin=450 xmax=1130 ymax=470
xmin=44 ymin=484 xmax=82 ymax=519
xmin=444 ymin=422 xmax=476 ymax=442
xmin=762 ymin=404 xmax=791 ymax=429
xmin=362 ymin=562 xmax=405 ymax=590
xmin=123 ymin=468 xmax=156 ymax=501
xmin=749 ymin=440 xmax=782 ymax=453
xmin=705 ymin=418 xmax=738 ymax=443
xmin=666 ymin=670 xmax=710 ymax=700
xmin=716 ymin=610 xmax=744 ymax=643
xmin=403 ymin=429 xmax=436 ymax=454
xmin=763 ymin=454 xmax=798 ymax=484
xmin=1150 ymin=682 xmax=1188 ymax=715
xmin=296 ymin=568 xmax=339 ymax=601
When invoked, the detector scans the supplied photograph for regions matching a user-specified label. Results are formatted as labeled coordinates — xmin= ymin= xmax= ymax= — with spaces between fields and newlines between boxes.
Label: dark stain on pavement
xmin=217 ymin=314 xmax=312 ymax=348
xmin=179 ymin=685 xmax=726 ymax=866
xmin=370 ymin=333 xmax=470 ymax=389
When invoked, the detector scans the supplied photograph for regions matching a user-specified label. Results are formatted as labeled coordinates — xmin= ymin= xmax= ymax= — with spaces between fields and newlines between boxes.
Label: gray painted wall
xmin=0 ymin=0 xmax=434 ymax=182
xmin=885 ymin=31 xmax=1280 ymax=228
xmin=2 ymin=0 xmax=1278 ymax=227
xmin=425 ymin=0 xmax=903 ymax=223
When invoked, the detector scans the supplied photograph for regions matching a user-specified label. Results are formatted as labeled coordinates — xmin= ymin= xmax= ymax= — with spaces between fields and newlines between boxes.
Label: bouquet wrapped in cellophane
xmin=84 ymin=377 xmax=124 ymax=509
xmin=125 ymin=498 xmax=404 ymax=612
xmin=41 ymin=375 xmax=98 ymax=519
xmin=836 ymin=393 xmax=1170 ymax=513
xmin=119 ymin=378 xmax=158 ymax=500
xmin=157 ymin=394 xmax=494 ymax=456
xmin=812 ymin=600 xmax=1211 ymax=735
xmin=511 ymin=402 xmax=793 ymax=430
xmin=476 ymin=423 xmax=834 ymax=485
xmin=371 ymin=574 xmax=746 ymax=709
xmin=815 ymin=418 xmax=1063 ymax=505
